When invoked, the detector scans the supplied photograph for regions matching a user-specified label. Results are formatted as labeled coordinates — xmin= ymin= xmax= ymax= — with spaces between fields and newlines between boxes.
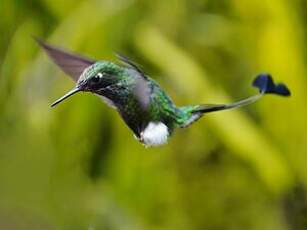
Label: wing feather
xmin=117 ymin=53 xmax=152 ymax=109
xmin=36 ymin=38 xmax=95 ymax=82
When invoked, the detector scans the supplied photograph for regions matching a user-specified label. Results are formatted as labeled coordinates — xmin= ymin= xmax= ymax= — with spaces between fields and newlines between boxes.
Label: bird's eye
xmin=91 ymin=72 xmax=103 ymax=83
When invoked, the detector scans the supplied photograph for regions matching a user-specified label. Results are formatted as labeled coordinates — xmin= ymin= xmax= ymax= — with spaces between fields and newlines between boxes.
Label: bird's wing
xmin=117 ymin=54 xmax=152 ymax=109
xmin=116 ymin=53 xmax=148 ymax=79
xmin=36 ymin=38 xmax=95 ymax=82
xmin=134 ymin=73 xmax=152 ymax=109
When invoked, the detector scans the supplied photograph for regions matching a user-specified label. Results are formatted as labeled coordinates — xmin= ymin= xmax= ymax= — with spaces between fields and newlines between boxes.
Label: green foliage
xmin=0 ymin=0 xmax=307 ymax=229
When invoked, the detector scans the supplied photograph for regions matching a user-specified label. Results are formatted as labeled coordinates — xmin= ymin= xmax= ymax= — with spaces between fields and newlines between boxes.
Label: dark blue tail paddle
xmin=252 ymin=73 xmax=291 ymax=96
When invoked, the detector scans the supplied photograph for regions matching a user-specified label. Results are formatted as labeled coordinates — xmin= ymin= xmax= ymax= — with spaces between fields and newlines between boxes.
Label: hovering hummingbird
xmin=36 ymin=40 xmax=290 ymax=147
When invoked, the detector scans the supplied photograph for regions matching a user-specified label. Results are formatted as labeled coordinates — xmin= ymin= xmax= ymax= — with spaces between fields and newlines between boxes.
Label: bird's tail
xmin=193 ymin=73 xmax=290 ymax=114
xmin=179 ymin=74 xmax=290 ymax=128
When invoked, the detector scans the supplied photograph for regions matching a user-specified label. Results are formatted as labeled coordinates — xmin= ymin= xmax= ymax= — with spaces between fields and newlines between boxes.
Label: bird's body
xmin=76 ymin=61 xmax=199 ymax=146
xmin=37 ymin=39 xmax=291 ymax=147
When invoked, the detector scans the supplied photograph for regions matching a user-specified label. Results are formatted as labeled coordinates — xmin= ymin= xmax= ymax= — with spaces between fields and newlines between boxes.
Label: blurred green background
xmin=1 ymin=0 xmax=307 ymax=229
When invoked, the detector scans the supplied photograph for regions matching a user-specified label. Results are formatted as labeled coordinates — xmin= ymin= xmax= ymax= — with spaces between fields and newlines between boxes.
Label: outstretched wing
xmin=117 ymin=53 xmax=152 ymax=109
xmin=36 ymin=38 xmax=95 ymax=82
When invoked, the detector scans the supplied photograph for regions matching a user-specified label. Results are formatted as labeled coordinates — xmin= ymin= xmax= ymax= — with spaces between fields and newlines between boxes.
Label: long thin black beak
xmin=51 ymin=87 xmax=81 ymax=107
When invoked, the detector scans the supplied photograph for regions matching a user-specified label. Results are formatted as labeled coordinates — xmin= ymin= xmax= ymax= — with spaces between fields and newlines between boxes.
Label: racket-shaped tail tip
xmin=252 ymin=73 xmax=291 ymax=96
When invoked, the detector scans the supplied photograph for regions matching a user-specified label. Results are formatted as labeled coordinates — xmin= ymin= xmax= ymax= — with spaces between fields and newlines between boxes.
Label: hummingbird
xmin=36 ymin=39 xmax=291 ymax=147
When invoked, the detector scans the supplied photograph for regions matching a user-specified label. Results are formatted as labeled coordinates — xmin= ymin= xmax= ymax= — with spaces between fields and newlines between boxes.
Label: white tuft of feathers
xmin=140 ymin=122 xmax=169 ymax=147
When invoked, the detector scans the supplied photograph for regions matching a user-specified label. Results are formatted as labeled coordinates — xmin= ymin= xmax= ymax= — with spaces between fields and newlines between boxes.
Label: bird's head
xmin=51 ymin=61 xmax=123 ymax=107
